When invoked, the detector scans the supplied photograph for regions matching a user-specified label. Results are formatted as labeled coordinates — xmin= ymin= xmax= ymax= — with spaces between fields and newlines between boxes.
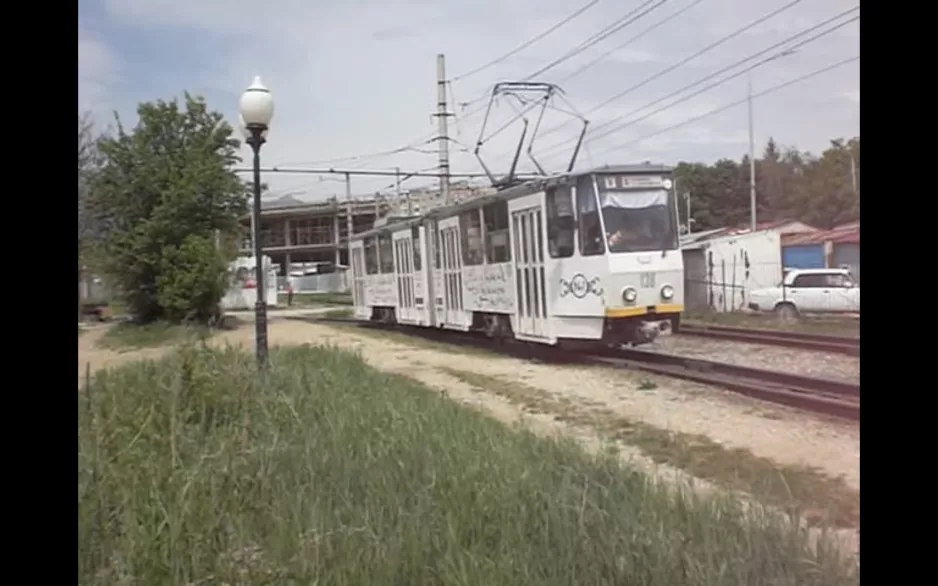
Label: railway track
xmin=585 ymin=347 xmax=859 ymax=420
xmin=296 ymin=316 xmax=860 ymax=421
xmin=679 ymin=323 xmax=860 ymax=357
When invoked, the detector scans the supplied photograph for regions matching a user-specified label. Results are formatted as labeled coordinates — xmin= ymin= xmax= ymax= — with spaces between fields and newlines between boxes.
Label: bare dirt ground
xmin=78 ymin=317 xmax=860 ymax=553
xmin=79 ymin=318 xmax=860 ymax=489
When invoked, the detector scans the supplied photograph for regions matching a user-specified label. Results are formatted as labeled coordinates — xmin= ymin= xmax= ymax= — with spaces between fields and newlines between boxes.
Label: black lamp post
xmin=239 ymin=76 xmax=275 ymax=366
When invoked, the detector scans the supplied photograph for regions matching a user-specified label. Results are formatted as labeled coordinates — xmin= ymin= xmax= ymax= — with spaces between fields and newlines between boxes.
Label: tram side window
xmin=364 ymin=237 xmax=379 ymax=275
xmin=460 ymin=209 xmax=485 ymax=266
xmin=546 ymin=186 xmax=575 ymax=258
xmin=378 ymin=233 xmax=394 ymax=273
xmin=577 ymin=174 xmax=604 ymax=256
xmin=411 ymin=226 xmax=422 ymax=271
xmin=483 ymin=201 xmax=511 ymax=263
xmin=434 ymin=228 xmax=441 ymax=269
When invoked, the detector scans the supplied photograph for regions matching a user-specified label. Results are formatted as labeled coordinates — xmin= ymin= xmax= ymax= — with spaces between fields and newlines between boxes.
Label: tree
xmin=674 ymin=136 xmax=860 ymax=231
xmin=86 ymin=94 xmax=249 ymax=323
xmin=78 ymin=113 xmax=102 ymax=261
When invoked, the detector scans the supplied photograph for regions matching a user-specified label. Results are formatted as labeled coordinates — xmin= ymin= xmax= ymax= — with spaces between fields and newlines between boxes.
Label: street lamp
xmin=239 ymin=76 xmax=274 ymax=366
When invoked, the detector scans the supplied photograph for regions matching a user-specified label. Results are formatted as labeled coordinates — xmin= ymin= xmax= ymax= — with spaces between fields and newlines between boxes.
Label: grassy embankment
xmin=78 ymin=344 xmax=858 ymax=585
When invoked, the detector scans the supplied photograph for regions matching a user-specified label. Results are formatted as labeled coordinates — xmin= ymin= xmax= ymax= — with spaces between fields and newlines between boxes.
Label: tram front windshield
xmin=597 ymin=184 xmax=678 ymax=254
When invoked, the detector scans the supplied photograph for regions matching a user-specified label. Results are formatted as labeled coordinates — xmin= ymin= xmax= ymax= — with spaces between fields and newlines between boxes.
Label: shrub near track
xmin=78 ymin=344 xmax=858 ymax=585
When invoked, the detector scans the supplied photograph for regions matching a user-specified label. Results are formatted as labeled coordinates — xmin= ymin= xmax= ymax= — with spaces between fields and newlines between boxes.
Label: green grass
xmin=97 ymin=322 xmax=213 ymax=351
xmin=78 ymin=345 xmax=858 ymax=585
xmin=438 ymin=368 xmax=859 ymax=529
xmin=684 ymin=311 xmax=860 ymax=337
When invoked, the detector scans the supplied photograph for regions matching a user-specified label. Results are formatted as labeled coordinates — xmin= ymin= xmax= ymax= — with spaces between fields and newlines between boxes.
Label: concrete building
xmin=240 ymin=195 xmax=390 ymax=275
xmin=241 ymin=181 xmax=496 ymax=276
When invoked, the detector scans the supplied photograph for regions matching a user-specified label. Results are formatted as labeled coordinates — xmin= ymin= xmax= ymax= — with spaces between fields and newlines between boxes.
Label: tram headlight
xmin=622 ymin=287 xmax=638 ymax=303
xmin=660 ymin=285 xmax=674 ymax=300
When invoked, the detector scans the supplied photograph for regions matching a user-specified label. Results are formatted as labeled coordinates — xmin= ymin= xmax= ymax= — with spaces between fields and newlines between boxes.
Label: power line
xmin=593 ymin=55 xmax=859 ymax=157
xmin=540 ymin=6 xmax=859 ymax=156
xmin=273 ymin=135 xmax=435 ymax=168
xmin=524 ymin=0 xmax=672 ymax=80
xmin=537 ymin=0 xmax=804 ymax=142
xmin=449 ymin=2 xmax=668 ymax=145
xmin=557 ymin=0 xmax=709 ymax=84
xmin=235 ymin=167 xmax=519 ymax=179
xmin=500 ymin=0 xmax=801 ymax=160
xmin=450 ymin=0 xmax=601 ymax=83
xmin=587 ymin=0 xmax=803 ymax=115
xmin=451 ymin=1 xmax=665 ymax=124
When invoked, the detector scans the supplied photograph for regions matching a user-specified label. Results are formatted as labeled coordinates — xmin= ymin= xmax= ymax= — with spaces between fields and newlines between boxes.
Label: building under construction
xmin=240 ymin=180 xmax=494 ymax=275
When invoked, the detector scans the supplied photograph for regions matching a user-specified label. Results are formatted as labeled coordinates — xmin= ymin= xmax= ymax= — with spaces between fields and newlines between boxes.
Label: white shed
xmin=681 ymin=229 xmax=782 ymax=312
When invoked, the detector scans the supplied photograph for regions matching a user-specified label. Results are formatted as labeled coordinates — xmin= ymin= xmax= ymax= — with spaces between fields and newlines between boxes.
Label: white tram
xmin=348 ymin=164 xmax=684 ymax=347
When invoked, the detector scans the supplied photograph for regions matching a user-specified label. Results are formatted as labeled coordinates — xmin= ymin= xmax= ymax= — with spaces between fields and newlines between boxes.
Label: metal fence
xmin=277 ymin=269 xmax=349 ymax=294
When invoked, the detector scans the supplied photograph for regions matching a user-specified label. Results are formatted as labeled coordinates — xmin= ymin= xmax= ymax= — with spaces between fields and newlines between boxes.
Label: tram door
xmin=350 ymin=243 xmax=368 ymax=318
xmin=437 ymin=216 xmax=468 ymax=328
xmin=392 ymin=230 xmax=418 ymax=324
xmin=509 ymin=194 xmax=550 ymax=341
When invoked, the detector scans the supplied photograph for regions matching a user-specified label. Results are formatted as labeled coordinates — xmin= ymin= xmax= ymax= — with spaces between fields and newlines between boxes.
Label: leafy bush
xmin=157 ymin=234 xmax=229 ymax=322
xmin=84 ymin=94 xmax=248 ymax=323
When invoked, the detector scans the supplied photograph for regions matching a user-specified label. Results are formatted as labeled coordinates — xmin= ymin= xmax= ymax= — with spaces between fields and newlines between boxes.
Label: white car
xmin=748 ymin=268 xmax=859 ymax=320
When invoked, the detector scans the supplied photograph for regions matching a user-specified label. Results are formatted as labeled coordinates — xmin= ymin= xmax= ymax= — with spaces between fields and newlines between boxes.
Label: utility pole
xmin=344 ymin=172 xmax=353 ymax=265
xmin=434 ymin=54 xmax=452 ymax=205
xmin=849 ymin=152 xmax=859 ymax=196
xmin=685 ymin=191 xmax=693 ymax=236
xmin=747 ymin=77 xmax=757 ymax=232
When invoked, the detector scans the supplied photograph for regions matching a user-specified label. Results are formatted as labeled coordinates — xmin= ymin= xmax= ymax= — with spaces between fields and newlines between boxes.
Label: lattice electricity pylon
xmin=474 ymin=81 xmax=589 ymax=189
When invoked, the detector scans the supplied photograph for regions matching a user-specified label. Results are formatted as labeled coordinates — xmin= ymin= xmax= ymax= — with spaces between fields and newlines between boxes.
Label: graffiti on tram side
xmin=559 ymin=273 xmax=603 ymax=299
xmin=367 ymin=274 xmax=397 ymax=306
xmin=464 ymin=264 xmax=515 ymax=312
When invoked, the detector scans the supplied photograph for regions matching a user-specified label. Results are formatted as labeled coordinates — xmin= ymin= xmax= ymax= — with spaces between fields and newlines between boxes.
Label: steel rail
xmin=679 ymin=323 xmax=860 ymax=357
xmin=296 ymin=316 xmax=859 ymax=420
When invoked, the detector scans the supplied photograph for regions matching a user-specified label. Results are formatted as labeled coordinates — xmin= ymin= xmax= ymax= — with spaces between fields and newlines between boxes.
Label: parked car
xmin=748 ymin=268 xmax=859 ymax=320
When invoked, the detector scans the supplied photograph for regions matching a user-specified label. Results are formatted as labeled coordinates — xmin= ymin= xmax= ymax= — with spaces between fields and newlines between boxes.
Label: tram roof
xmin=349 ymin=163 xmax=674 ymax=241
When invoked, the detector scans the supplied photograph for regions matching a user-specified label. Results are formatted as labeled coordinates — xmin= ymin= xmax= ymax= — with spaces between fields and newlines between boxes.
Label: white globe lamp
xmin=239 ymin=75 xmax=275 ymax=366
xmin=239 ymin=76 xmax=274 ymax=131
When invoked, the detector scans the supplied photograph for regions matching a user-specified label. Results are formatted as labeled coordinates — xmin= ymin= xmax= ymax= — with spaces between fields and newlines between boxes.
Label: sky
xmin=78 ymin=0 xmax=860 ymax=202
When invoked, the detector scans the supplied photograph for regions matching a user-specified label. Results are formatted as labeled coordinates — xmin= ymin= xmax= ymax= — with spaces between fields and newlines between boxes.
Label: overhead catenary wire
xmin=585 ymin=15 xmax=860 ymax=147
xmin=593 ymin=55 xmax=860 ymax=157
xmin=451 ymin=1 xmax=665 ymax=127
xmin=234 ymin=167 xmax=522 ymax=179
xmin=524 ymin=0 xmax=672 ymax=81
xmin=535 ymin=0 xmax=804 ymax=143
xmin=273 ymin=135 xmax=436 ymax=168
xmin=449 ymin=0 xmax=601 ymax=83
xmin=556 ymin=0 xmax=709 ymax=84
xmin=258 ymin=1 xmax=601 ymax=180
xmin=538 ymin=6 xmax=859 ymax=157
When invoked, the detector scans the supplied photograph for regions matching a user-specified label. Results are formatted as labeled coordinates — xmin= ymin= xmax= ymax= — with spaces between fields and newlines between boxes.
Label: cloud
xmin=78 ymin=25 xmax=120 ymax=118
xmin=82 ymin=0 xmax=859 ymax=199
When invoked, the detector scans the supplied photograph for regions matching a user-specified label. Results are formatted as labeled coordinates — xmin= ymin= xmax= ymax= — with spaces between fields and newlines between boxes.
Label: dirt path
xmin=80 ymin=319 xmax=860 ymax=489
xmin=79 ymin=318 xmax=860 ymax=553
